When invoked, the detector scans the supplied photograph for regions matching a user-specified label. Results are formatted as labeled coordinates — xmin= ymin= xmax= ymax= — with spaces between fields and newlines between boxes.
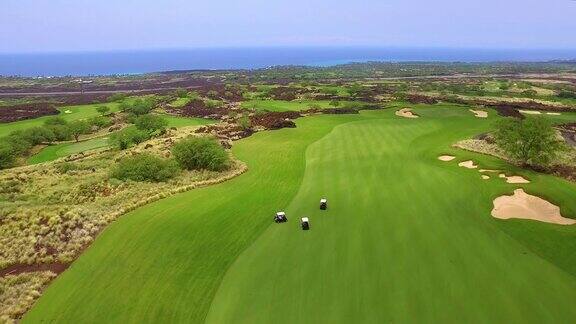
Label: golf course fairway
xmin=24 ymin=106 xmax=576 ymax=323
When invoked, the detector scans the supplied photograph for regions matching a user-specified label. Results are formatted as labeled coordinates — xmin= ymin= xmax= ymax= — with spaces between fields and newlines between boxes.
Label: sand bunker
xmin=519 ymin=110 xmax=542 ymax=115
xmin=499 ymin=174 xmax=530 ymax=184
xmin=396 ymin=108 xmax=419 ymax=118
xmin=491 ymin=189 xmax=576 ymax=225
xmin=64 ymin=110 xmax=72 ymax=114
xmin=458 ymin=160 xmax=478 ymax=169
xmin=469 ymin=109 xmax=488 ymax=118
xmin=481 ymin=175 xmax=490 ymax=180
xmin=547 ymin=112 xmax=561 ymax=115
xmin=438 ymin=155 xmax=456 ymax=161
xmin=479 ymin=169 xmax=501 ymax=173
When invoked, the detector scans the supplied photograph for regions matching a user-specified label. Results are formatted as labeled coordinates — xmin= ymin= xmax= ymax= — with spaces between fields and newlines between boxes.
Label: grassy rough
xmin=0 ymin=271 xmax=56 ymax=323
xmin=0 ymin=127 xmax=246 ymax=270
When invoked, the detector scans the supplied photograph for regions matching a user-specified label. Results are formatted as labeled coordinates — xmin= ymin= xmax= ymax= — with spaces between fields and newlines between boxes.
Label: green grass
xmin=27 ymin=137 xmax=110 ymax=165
xmin=0 ymin=96 xmax=152 ymax=138
xmin=241 ymin=99 xmax=336 ymax=112
xmin=24 ymin=105 xmax=576 ymax=323
xmin=0 ymin=102 xmax=123 ymax=138
xmin=168 ymin=97 xmax=191 ymax=108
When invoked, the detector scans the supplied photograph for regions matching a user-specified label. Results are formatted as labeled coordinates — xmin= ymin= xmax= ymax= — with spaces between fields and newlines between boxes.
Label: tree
xmin=172 ymin=137 xmax=229 ymax=171
xmin=494 ymin=116 xmax=565 ymax=167
xmin=96 ymin=105 xmax=110 ymax=115
xmin=109 ymin=128 xmax=150 ymax=150
xmin=134 ymin=114 xmax=168 ymax=134
xmin=68 ymin=120 xmax=90 ymax=142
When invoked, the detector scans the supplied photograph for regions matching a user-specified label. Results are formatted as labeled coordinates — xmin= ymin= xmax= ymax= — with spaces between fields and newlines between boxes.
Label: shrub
xmin=20 ymin=127 xmax=55 ymax=145
xmin=108 ymin=93 xmax=128 ymax=102
xmin=121 ymin=98 xmax=156 ymax=116
xmin=174 ymin=89 xmax=189 ymax=98
xmin=558 ymin=91 xmax=576 ymax=99
xmin=45 ymin=124 xmax=72 ymax=141
xmin=134 ymin=114 xmax=168 ymax=134
xmin=109 ymin=128 xmax=150 ymax=150
xmin=96 ymin=105 xmax=110 ymax=115
xmin=44 ymin=116 xmax=67 ymax=126
xmin=111 ymin=154 xmax=179 ymax=182
xmin=238 ymin=115 xmax=251 ymax=130
xmin=5 ymin=133 xmax=33 ymax=154
xmin=0 ymin=142 xmax=16 ymax=169
xmin=88 ymin=116 xmax=113 ymax=129
xmin=172 ymin=137 xmax=229 ymax=171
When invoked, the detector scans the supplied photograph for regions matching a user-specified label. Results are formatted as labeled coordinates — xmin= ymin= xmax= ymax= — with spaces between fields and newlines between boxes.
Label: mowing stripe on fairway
xmin=206 ymin=111 xmax=576 ymax=323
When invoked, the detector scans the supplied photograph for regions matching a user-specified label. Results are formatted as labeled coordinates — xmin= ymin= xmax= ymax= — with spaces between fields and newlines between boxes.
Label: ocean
xmin=1 ymin=47 xmax=575 ymax=77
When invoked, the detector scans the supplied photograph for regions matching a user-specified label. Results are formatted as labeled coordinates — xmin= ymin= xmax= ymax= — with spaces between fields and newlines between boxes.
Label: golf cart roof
xmin=320 ymin=198 xmax=327 ymax=203
xmin=301 ymin=217 xmax=309 ymax=222
xmin=276 ymin=212 xmax=285 ymax=216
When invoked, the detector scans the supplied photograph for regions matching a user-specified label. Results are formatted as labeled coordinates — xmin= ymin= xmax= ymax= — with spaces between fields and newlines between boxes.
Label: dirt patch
xmin=195 ymin=123 xmax=254 ymax=141
xmin=491 ymin=189 xmax=576 ymax=225
xmin=492 ymin=105 xmax=525 ymax=119
xmin=0 ymin=262 xmax=69 ymax=278
xmin=167 ymin=99 xmax=226 ymax=119
xmin=396 ymin=108 xmax=419 ymax=118
xmin=438 ymin=155 xmax=455 ymax=161
xmin=469 ymin=109 xmax=488 ymax=118
xmin=406 ymin=94 xmax=439 ymax=105
xmin=458 ymin=160 xmax=478 ymax=169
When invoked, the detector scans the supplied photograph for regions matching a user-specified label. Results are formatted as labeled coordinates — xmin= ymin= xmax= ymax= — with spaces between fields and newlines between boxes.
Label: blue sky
xmin=1 ymin=0 xmax=575 ymax=53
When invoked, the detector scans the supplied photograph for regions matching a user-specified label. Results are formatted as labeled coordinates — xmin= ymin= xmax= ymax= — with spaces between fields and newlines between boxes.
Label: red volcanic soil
xmin=249 ymin=111 xmax=300 ymax=129
xmin=0 ymin=103 xmax=59 ymax=123
xmin=0 ymin=262 xmax=69 ymax=277
xmin=166 ymin=99 xmax=227 ymax=119
xmin=406 ymin=94 xmax=439 ymax=105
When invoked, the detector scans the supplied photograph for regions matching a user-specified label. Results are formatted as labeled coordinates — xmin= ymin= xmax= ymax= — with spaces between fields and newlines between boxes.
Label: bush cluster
xmin=111 ymin=153 xmax=179 ymax=182
xmin=108 ymin=127 xmax=150 ymax=150
xmin=120 ymin=97 xmax=157 ymax=116
xmin=172 ymin=137 xmax=229 ymax=171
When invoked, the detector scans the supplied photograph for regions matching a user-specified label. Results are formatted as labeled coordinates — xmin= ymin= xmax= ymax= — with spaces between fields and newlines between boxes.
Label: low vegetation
xmin=172 ymin=137 xmax=230 ymax=171
xmin=112 ymin=153 xmax=179 ymax=182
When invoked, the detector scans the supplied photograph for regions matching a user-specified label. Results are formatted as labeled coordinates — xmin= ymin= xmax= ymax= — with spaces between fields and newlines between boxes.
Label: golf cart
xmin=274 ymin=212 xmax=287 ymax=223
xmin=320 ymin=198 xmax=327 ymax=210
xmin=301 ymin=217 xmax=310 ymax=230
